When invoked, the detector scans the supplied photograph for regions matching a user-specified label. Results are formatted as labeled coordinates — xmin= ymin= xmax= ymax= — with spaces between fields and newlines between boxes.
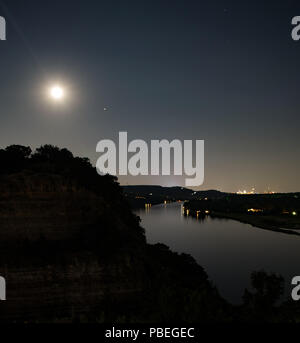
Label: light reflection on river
xmin=135 ymin=202 xmax=300 ymax=304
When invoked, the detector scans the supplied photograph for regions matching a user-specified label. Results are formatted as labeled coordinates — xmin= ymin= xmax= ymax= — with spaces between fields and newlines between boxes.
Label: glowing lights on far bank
xmin=236 ymin=187 xmax=275 ymax=195
xmin=236 ymin=187 xmax=256 ymax=195
xmin=247 ymin=208 xmax=263 ymax=213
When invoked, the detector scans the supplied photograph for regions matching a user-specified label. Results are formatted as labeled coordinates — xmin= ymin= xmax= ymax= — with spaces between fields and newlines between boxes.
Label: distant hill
xmin=122 ymin=185 xmax=227 ymax=208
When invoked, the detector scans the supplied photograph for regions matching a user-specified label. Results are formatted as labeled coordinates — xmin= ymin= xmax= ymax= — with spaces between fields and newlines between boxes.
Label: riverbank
xmin=136 ymin=202 xmax=300 ymax=319
xmin=211 ymin=212 xmax=300 ymax=236
xmin=183 ymin=193 xmax=300 ymax=236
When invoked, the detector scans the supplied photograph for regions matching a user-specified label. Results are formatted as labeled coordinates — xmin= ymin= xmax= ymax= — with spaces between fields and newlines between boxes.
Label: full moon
xmin=50 ymin=86 xmax=64 ymax=100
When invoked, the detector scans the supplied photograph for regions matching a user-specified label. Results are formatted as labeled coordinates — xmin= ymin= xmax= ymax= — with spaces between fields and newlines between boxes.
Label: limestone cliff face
xmin=0 ymin=173 xmax=107 ymax=243
xmin=1 ymin=256 xmax=145 ymax=322
xmin=0 ymin=170 xmax=225 ymax=323
xmin=0 ymin=172 xmax=147 ymax=322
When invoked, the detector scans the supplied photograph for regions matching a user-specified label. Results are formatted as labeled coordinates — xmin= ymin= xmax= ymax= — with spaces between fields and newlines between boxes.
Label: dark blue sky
xmin=0 ymin=0 xmax=300 ymax=191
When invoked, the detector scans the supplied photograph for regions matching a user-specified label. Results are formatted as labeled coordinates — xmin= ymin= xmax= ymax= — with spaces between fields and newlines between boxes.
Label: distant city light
xmin=236 ymin=187 xmax=275 ymax=195
xmin=236 ymin=188 xmax=256 ymax=195
xmin=247 ymin=208 xmax=263 ymax=213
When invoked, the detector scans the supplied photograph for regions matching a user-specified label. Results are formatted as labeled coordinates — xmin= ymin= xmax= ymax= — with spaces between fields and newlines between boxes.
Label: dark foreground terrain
xmin=0 ymin=145 xmax=228 ymax=322
xmin=0 ymin=145 xmax=299 ymax=323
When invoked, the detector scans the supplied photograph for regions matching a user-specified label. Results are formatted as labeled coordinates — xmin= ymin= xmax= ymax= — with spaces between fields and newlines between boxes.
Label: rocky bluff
xmin=0 ymin=145 xmax=227 ymax=322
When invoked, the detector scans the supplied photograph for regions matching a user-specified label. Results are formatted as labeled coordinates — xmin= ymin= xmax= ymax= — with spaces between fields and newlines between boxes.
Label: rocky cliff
xmin=0 ymin=145 xmax=228 ymax=322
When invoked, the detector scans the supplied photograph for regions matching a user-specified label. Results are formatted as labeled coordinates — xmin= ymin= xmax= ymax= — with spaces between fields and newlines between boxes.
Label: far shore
xmin=129 ymin=195 xmax=300 ymax=237
xmin=210 ymin=212 xmax=300 ymax=236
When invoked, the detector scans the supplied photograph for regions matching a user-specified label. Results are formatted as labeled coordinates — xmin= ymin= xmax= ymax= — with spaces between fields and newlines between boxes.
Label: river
xmin=135 ymin=202 xmax=300 ymax=304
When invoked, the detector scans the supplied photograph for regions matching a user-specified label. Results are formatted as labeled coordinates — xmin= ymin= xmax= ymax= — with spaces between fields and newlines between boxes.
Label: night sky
xmin=0 ymin=0 xmax=300 ymax=192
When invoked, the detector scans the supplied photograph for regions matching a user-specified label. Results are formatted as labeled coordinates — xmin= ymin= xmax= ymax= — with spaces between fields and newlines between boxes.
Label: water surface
xmin=135 ymin=202 xmax=300 ymax=303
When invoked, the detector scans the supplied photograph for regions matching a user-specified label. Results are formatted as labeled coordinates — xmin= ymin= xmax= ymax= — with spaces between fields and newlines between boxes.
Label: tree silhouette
xmin=242 ymin=270 xmax=284 ymax=321
xmin=0 ymin=145 xmax=32 ymax=173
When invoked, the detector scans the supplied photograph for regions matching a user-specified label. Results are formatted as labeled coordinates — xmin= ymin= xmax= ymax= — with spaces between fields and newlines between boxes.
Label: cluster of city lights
xmin=236 ymin=188 xmax=275 ymax=195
